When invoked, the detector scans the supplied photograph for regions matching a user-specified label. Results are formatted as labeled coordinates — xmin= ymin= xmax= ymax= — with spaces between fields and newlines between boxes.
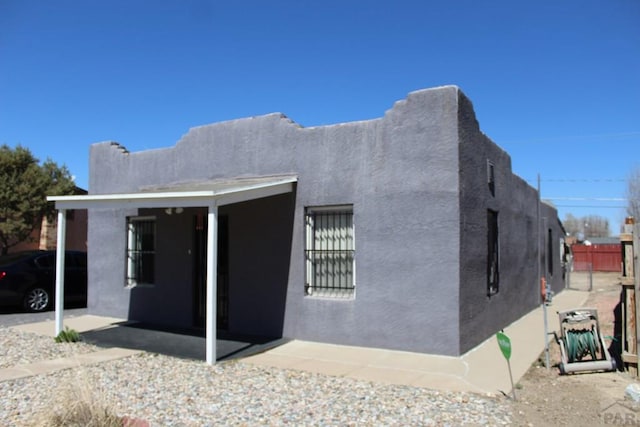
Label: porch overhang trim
xmin=47 ymin=175 xmax=297 ymax=209
xmin=47 ymin=174 xmax=296 ymax=365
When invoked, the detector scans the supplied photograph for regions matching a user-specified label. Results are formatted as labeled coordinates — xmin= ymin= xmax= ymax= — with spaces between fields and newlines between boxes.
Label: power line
xmin=540 ymin=178 xmax=627 ymax=183
xmin=524 ymin=178 xmax=629 ymax=186
xmin=504 ymin=131 xmax=640 ymax=145
xmin=553 ymin=205 xmax=628 ymax=209
xmin=544 ymin=197 xmax=627 ymax=201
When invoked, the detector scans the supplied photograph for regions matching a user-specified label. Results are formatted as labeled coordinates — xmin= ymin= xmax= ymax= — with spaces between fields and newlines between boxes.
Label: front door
xmin=193 ymin=213 xmax=229 ymax=330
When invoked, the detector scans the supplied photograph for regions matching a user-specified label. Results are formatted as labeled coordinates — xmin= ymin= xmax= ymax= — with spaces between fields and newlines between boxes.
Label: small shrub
xmin=33 ymin=373 xmax=122 ymax=427
xmin=43 ymin=402 xmax=122 ymax=427
xmin=54 ymin=327 xmax=81 ymax=343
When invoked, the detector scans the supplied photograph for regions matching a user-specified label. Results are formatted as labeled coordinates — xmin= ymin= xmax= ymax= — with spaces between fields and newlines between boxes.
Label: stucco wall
xmin=88 ymin=85 xmax=464 ymax=355
xmin=87 ymin=85 xmax=559 ymax=356
xmin=127 ymin=207 xmax=196 ymax=327
xmin=541 ymin=202 xmax=567 ymax=295
xmin=284 ymin=87 xmax=462 ymax=355
xmin=457 ymin=92 xmax=564 ymax=353
xmin=224 ymin=194 xmax=295 ymax=337
xmin=87 ymin=208 xmax=133 ymax=319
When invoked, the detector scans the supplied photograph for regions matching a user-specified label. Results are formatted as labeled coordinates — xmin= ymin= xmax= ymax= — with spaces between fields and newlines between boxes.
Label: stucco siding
xmin=87 ymin=208 xmax=133 ymax=319
xmin=224 ymin=194 xmax=295 ymax=338
xmin=87 ymin=86 xmax=464 ymax=355
xmin=85 ymin=85 xmax=557 ymax=357
xmin=457 ymin=91 xmax=564 ymax=353
xmin=127 ymin=208 xmax=195 ymax=327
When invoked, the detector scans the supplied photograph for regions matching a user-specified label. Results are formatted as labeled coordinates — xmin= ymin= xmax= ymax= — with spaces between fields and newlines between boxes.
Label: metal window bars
xmin=305 ymin=208 xmax=354 ymax=297
xmin=127 ymin=218 xmax=155 ymax=286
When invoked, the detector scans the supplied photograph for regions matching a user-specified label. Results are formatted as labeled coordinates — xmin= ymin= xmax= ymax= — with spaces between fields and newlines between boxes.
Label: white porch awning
xmin=49 ymin=175 xmax=298 ymax=210
xmin=47 ymin=175 xmax=297 ymax=364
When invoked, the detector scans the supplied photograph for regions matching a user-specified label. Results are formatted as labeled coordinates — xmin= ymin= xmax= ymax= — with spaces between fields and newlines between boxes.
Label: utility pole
xmin=538 ymin=174 xmax=551 ymax=371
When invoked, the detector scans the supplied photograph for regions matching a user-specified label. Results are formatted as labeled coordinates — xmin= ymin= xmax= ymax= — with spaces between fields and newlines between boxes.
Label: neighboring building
xmin=51 ymin=86 xmax=565 ymax=358
xmin=571 ymin=236 xmax=623 ymax=273
xmin=571 ymin=243 xmax=621 ymax=272
xmin=10 ymin=187 xmax=87 ymax=253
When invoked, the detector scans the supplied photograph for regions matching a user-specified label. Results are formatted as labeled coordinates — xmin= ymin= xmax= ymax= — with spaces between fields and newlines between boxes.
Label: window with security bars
xmin=305 ymin=206 xmax=355 ymax=298
xmin=126 ymin=217 xmax=155 ymax=287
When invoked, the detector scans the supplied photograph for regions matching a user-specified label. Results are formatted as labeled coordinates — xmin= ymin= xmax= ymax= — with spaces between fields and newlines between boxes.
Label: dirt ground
xmin=509 ymin=272 xmax=640 ymax=427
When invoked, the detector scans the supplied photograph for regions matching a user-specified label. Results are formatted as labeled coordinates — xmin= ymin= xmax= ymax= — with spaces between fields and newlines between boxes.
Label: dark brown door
xmin=193 ymin=214 xmax=229 ymax=330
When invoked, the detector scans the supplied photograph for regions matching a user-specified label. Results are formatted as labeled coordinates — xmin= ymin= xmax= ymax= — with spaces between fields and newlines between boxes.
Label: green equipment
xmin=555 ymin=308 xmax=616 ymax=374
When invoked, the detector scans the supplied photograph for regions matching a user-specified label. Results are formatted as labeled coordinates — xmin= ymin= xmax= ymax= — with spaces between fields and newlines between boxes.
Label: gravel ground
xmin=0 ymin=326 xmax=514 ymax=426
xmin=0 ymin=327 xmax=100 ymax=369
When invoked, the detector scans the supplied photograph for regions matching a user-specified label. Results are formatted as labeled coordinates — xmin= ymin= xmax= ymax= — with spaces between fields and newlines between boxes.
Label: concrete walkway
xmin=0 ymin=348 xmax=142 ymax=382
xmin=0 ymin=290 xmax=589 ymax=395
xmin=11 ymin=314 xmax=128 ymax=336
xmin=2 ymin=315 xmax=142 ymax=382
xmin=244 ymin=289 xmax=589 ymax=395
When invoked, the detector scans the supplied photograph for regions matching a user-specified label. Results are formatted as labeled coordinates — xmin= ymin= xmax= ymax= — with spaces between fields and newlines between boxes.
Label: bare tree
xmin=562 ymin=213 xmax=581 ymax=237
xmin=563 ymin=213 xmax=610 ymax=239
xmin=627 ymin=166 xmax=640 ymax=221
xmin=583 ymin=215 xmax=610 ymax=238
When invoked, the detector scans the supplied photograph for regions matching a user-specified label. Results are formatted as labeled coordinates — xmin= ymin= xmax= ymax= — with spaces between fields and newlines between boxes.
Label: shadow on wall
xmin=124 ymin=192 xmax=296 ymax=341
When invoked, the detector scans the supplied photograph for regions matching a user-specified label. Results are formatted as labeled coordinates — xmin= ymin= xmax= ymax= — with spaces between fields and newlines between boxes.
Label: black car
xmin=0 ymin=250 xmax=87 ymax=312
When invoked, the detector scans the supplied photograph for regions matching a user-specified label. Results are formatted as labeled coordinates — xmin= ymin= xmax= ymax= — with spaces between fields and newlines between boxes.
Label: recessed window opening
xmin=305 ymin=206 xmax=355 ymax=298
xmin=487 ymin=160 xmax=496 ymax=197
xmin=487 ymin=209 xmax=499 ymax=296
xmin=126 ymin=216 xmax=156 ymax=287
xmin=547 ymin=228 xmax=553 ymax=276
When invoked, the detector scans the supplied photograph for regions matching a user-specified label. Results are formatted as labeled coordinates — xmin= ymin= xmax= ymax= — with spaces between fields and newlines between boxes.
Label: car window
xmin=34 ymin=254 xmax=54 ymax=268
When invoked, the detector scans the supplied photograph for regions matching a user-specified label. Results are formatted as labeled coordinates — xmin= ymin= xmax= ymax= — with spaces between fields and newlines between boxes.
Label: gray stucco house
xmin=50 ymin=85 xmax=565 ymax=363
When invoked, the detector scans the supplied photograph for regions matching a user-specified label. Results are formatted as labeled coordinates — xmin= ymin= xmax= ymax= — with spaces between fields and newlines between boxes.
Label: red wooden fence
xmin=571 ymin=244 xmax=621 ymax=272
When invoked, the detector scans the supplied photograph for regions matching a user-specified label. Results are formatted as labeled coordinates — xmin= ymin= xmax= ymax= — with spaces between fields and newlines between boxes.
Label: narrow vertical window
xmin=487 ymin=160 xmax=496 ymax=197
xmin=547 ymin=228 xmax=554 ymax=276
xmin=487 ymin=209 xmax=499 ymax=296
xmin=126 ymin=217 xmax=156 ymax=287
xmin=305 ymin=206 xmax=355 ymax=298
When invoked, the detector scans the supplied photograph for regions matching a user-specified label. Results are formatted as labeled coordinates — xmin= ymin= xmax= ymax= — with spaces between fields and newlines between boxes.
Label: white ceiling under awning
xmin=47 ymin=175 xmax=297 ymax=209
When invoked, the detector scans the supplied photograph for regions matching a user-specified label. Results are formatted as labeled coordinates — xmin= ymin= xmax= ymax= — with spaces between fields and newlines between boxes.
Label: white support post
xmin=54 ymin=209 xmax=67 ymax=336
xmin=206 ymin=202 xmax=218 ymax=365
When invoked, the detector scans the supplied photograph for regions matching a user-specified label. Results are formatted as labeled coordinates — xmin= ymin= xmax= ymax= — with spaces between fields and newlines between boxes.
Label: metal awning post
xmin=206 ymin=202 xmax=218 ymax=365
xmin=47 ymin=175 xmax=297 ymax=363
xmin=54 ymin=209 xmax=67 ymax=336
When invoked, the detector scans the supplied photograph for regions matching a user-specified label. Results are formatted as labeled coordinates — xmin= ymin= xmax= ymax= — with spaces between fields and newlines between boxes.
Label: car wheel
xmin=24 ymin=287 xmax=51 ymax=312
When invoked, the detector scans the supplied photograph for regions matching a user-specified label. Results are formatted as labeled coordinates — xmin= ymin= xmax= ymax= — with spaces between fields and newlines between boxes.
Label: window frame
xmin=487 ymin=209 xmax=500 ymax=296
xmin=126 ymin=216 xmax=156 ymax=288
xmin=487 ymin=160 xmax=496 ymax=197
xmin=547 ymin=228 xmax=554 ymax=276
xmin=304 ymin=205 xmax=355 ymax=298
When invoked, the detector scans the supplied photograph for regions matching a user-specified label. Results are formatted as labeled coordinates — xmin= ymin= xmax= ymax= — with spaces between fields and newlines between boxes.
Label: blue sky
xmin=1 ymin=1 xmax=638 ymax=234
